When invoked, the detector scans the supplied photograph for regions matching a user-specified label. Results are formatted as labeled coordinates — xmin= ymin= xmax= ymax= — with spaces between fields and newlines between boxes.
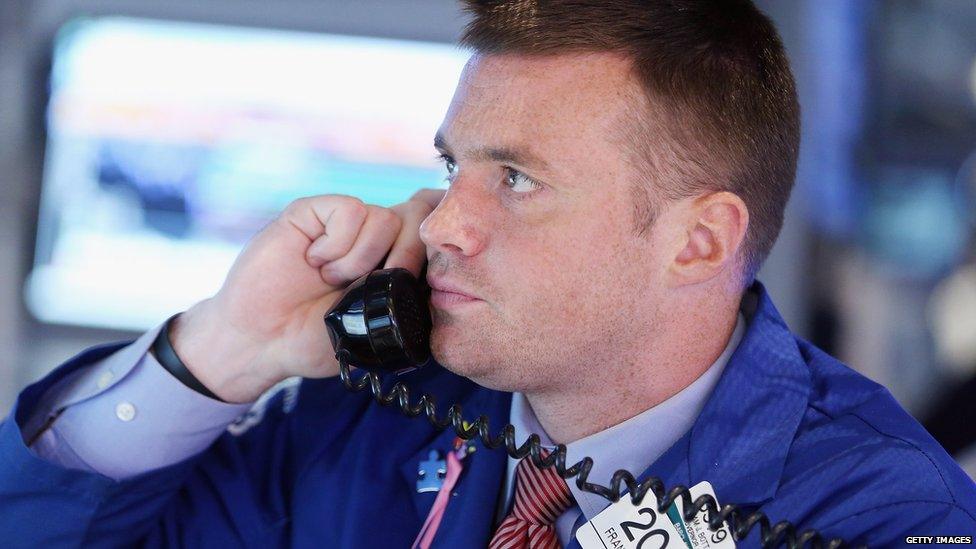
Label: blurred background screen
xmin=26 ymin=17 xmax=466 ymax=331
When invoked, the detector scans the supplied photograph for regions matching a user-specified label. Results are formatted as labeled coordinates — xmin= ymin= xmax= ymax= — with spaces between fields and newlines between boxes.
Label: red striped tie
xmin=488 ymin=450 xmax=574 ymax=549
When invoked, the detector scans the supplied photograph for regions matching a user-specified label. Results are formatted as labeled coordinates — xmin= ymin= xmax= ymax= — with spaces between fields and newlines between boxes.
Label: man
xmin=2 ymin=1 xmax=974 ymax=547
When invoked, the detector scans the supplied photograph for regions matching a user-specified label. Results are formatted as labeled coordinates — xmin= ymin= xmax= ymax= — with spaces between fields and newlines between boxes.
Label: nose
xmin=419 ymin=179 xmax=488 ymax=258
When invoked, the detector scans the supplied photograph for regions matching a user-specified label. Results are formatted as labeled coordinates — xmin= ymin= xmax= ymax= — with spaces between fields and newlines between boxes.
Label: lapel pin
xmin=416 ymin=449 xmax=447 ymax=493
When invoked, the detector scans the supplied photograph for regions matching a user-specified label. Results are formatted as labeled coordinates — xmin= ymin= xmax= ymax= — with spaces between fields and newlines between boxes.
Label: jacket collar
xmin=564 ymin=281 xmax=810 ymax=549
xmin=676 ymin=280 xmax=810 ymax=506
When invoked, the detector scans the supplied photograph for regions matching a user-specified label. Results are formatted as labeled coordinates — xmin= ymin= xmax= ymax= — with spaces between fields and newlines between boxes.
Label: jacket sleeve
xmin=0 ymin=342 xmax=327 ymax=548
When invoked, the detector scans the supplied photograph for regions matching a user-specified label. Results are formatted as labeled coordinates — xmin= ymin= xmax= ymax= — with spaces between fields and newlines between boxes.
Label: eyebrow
xmin=434 ymin=131 xmax=551 ymax=172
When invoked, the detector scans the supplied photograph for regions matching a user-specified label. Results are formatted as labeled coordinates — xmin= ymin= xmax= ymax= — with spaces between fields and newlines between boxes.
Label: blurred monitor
xmin=27 ymin=17 xmax=467 ymax=331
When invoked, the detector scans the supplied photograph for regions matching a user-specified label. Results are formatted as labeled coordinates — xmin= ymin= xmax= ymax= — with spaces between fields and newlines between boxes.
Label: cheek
xmin=498 ymin=226 xmax=618 ymax=309
xmin=489 ymin=194 xmax=650 ymax=313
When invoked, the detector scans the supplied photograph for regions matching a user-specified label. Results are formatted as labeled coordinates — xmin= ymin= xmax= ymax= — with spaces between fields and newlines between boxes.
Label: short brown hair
xmin=458 ymin=0 xmax=800 ymax=284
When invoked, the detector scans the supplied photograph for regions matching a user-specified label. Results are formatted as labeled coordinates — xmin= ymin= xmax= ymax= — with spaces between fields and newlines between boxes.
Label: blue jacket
xmin=1 ymin=283 xmax=974 ymax=548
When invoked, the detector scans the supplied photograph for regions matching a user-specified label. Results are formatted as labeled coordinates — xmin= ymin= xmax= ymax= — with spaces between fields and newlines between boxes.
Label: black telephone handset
xmin=324 ymin=268 xmax=432 ymax=375
xmin=323 ymin=268 xmax=857 ymax=549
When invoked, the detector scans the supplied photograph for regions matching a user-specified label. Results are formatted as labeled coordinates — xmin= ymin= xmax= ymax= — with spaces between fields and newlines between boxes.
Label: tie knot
xmin=510 ymin=450 xmax=574 ymax=525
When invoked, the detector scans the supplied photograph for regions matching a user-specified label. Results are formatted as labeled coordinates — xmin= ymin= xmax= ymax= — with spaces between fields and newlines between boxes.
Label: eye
xmin=504 ymin=168 xmax=541 ymax=194
xmin=437 ymin=153 xmax=457 ymax=183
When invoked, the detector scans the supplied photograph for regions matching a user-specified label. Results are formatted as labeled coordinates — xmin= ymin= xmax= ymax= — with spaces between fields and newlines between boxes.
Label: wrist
xmin=168 ymin=299 xmax=283 ymax=403
xmin=152 ymin=315 xmax=225 ymax=402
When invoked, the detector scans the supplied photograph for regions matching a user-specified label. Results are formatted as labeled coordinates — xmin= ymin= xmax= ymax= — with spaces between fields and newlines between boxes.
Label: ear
xmin=668 ymin=191 xmax=749 ymax=286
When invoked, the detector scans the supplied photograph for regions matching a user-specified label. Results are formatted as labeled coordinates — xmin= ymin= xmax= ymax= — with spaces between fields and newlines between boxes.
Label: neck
xmin=525 ymin=294 xmax=742 ymax=445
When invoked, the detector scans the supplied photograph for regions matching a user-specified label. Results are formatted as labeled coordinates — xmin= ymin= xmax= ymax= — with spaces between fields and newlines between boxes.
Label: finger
xmin=320 ymin=205 xmax=402 ymax=286
xmin=410 ymin=188 xmax=446 ymax=211
xmin=305 ymin=199 xmax=368 ymax=266
xmin=384 ymin=200 xmax=433 ymax=278
xmin=279 ymin=196 xmax=368 ymax=268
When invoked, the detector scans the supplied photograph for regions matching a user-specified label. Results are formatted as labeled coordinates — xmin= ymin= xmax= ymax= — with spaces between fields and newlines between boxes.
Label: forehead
xmin=440 ymin=52 xmax=643 ymax=154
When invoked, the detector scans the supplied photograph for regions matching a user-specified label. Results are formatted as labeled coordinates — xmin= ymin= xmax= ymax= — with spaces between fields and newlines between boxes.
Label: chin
xmin=429 ymin=318 xmax=539 ymax=392
xmin=430 ymin=334 xmax=477 ymax=375
xmin=432 ymin=351 xmax=528 ymax=393
xmin=431 ymin=330 xmax=502 ymax=386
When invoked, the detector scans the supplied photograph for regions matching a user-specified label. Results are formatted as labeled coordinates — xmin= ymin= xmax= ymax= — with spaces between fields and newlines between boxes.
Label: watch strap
xmin=152 ymin=314 xmax=225 ymax=402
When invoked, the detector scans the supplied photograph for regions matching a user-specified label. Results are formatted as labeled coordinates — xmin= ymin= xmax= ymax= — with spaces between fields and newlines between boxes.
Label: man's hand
xmin=168 ymin=189 xmax=446 ymax=403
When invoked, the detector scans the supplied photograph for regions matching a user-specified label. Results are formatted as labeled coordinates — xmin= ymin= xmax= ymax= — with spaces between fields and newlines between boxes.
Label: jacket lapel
xmin=686 ymin=282 xmax=809 ymax=507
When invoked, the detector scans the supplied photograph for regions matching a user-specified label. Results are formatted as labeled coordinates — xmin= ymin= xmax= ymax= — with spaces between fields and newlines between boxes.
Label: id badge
xmin=575 ymin=481 xmax=735 ymax=549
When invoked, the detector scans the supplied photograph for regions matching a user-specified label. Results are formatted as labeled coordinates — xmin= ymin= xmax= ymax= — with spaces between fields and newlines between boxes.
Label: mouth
xmin=426 ymin=275 xmax=483 ymax=310
xmin=429 ymin=289 xmax=482 ymax=309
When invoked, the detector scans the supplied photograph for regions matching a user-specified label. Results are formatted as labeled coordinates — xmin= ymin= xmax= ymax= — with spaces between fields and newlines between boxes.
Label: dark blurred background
xmin=1 ymin=0 xmax=974 ymax=476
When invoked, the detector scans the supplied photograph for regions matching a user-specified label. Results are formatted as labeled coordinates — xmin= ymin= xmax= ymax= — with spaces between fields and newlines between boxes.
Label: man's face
xmin=420 ymin=52 xmax=674 ymax=393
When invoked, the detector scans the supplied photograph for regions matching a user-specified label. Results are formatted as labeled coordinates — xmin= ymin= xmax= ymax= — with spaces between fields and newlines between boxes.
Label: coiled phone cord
xmin=335 ymin=349 xmax=862 ymax=549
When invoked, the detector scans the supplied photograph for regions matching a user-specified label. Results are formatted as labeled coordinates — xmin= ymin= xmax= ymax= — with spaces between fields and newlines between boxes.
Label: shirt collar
xmin=505 ymin=312 xmax=747 ymax=521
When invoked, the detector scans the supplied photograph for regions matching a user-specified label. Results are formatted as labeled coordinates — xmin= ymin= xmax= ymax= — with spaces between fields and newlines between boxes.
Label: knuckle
xmin=285 ymin=196 xmax=310 ymax=213
xmin=373 ymin=206 xmax=402 ymax=228
xmin=338 ymin=195 xmax=367 ymax=217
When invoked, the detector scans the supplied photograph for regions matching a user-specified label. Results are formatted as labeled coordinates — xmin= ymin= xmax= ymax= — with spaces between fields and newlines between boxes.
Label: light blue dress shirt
xmin=27 ymin=313 xmax=744 ymax=546
xmin=25 ymin=321 xmax=252 ymax=480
